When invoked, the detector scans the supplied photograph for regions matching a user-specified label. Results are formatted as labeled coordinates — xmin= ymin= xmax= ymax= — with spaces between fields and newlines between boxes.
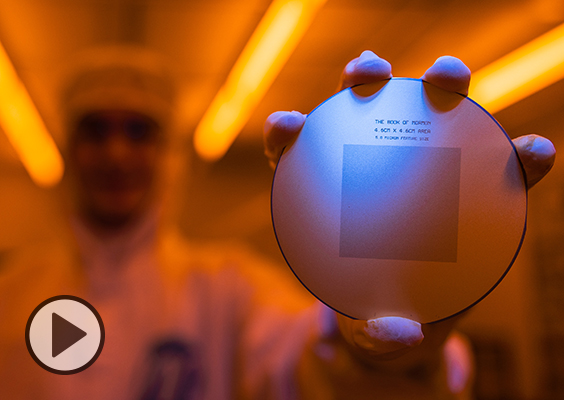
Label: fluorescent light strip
xmin=194 ymin=0 xmax=326 ymax=161
xmin=0 ymin=42 xmax=64 ymax=187
xmin=470 ymin=21 xmax=564 ymax=114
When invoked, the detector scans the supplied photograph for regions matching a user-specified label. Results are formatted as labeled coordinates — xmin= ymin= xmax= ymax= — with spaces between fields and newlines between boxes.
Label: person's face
xmin=69 ymin=110 xmax=163 ymax=228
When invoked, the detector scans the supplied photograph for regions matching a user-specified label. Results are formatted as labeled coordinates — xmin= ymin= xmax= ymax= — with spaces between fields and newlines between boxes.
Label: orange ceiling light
xmin=0 ymin=42 xmax=64 ymax=187
xmin=470 ymin=21 xmax=564 ymax=114
xmin=194 ymin=0 xmax=326 ymax=161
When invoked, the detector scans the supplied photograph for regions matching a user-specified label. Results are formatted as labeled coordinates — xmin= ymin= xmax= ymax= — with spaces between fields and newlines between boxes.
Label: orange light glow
xmin=470 ymin=22 xmax=564 ymax=114
xmin=194 ymin=0 xmax=326 ymax=161
xmin=0 ymin=42 xmax=64 ymax=187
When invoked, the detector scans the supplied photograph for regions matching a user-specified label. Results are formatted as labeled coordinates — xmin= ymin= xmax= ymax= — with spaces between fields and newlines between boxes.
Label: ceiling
xmin=0 ymin=0 xmax=563 ymax=167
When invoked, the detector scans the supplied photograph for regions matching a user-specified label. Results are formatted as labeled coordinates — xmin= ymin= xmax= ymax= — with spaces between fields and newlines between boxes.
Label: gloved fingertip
xmin=353 ymin=51 xmax=392 ymax=78
xmin=422 ymin=56 xmax=471 ymax=95
xmin=344 ymin=57 xmax=360 ymax=75
xmin=528 ymin=135 xmax=556 ymax=162
xmin=357 ymin=50 xmax=378 ymax=63
xmin=364 ymin=317 xmax=424 ymax=347
xmin=513 ymin=134 xmax=556 ymax=164
xmin=263 ymin=111 xmax=306 ymax=135
xmin=264 ymin=111 xmax=286 ymax=134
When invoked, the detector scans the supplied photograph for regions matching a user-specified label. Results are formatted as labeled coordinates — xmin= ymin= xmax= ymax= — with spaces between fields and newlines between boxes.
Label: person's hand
xmin=263 ymin=51 xmax=556 ymax=361
xmin=264 ymin=51 xmax=555 ymax=187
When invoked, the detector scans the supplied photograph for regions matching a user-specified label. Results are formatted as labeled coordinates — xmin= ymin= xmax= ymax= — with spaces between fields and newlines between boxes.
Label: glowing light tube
xmin=470 ymin=22 xmax=564 ymax=114
xmin=0 ymin=42 xmax=64 ymax=187
xmin=194 ymin=0 xmax=326 ymax=161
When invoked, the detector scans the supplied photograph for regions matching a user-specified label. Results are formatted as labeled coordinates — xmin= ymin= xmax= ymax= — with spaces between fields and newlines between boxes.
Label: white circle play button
xmin=25 ymin=295 xmax=105 ymax=374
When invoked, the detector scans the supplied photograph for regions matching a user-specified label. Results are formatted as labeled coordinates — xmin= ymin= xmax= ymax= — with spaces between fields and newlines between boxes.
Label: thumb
xmin=338 ymin=315 xmax=424 ymax=360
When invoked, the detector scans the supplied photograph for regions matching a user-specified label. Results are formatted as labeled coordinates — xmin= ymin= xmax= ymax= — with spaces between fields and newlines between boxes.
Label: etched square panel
xmin=340 ymin=144 xmax=461 ymax=262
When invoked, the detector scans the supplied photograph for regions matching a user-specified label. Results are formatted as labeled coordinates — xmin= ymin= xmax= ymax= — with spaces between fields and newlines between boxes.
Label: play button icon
xmin=52 ymin=312 xmax=87 ymax=357
xmin=25 ymin=295 xmax=105 ymax=375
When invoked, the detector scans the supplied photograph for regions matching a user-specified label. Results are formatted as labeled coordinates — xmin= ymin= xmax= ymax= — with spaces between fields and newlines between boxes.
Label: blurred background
xmin=0 ymin=0 xmax=563 ymax=398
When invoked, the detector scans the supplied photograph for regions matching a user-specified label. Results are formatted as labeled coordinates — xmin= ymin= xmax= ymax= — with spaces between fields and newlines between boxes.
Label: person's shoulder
xmin=0 ymin=236 xmax=82 ymax=341
xmin=158 ymin=228 xmax=272 ymax=273
xmin=158 ymin=229 xmax=315 ymax=312
xmin=157 ymin=228 xmax=244 ymax=274
xmin=0 ymin=235 xmax=76 ymax=285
